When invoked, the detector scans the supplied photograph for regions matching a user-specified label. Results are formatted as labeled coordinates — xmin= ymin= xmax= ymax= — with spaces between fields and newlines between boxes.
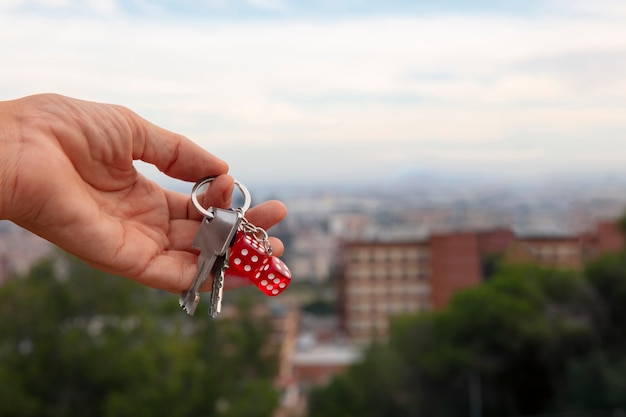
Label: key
xmin=179 ymin=208 xmax=242 ymax=315
xmin=209 ymin=250 xmax=229 ymax=318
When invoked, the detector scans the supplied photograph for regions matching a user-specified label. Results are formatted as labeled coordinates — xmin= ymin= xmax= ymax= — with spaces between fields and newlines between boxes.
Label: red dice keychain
xmin=188 ymin=176 xmax=292 ymax=310
xmin=227 ymin=218 xmax=292 ymax=296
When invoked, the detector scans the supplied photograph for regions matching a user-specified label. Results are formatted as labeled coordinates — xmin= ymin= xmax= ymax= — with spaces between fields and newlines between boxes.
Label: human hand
xmin=0 ymin=94 xmax=287 ymax=293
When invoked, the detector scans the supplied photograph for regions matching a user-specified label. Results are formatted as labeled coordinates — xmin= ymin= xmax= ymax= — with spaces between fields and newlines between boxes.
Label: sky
xmin=1 ymin=0 xmax=626 ymax=190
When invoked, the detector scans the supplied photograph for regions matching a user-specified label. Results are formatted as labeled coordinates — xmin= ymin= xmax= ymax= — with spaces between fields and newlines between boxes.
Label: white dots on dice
xmin=227 ymin=229 xmax=292 ymax=298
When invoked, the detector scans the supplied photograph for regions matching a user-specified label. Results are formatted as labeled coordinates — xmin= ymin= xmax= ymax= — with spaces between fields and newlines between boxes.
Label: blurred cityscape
xmin=1 ymin=172 xmax=626 ymax=416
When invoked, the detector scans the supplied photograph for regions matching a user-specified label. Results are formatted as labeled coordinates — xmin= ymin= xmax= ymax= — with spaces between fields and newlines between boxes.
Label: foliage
xmin=618 ymin=210 xmax=626 ymax=235
xmin=301 ymin=299 xmax=336 ymax=316
xmin=308 ymin=256 xmax=626 ymax=417
xmin=0 ymin=252 xmax=279 ymax=417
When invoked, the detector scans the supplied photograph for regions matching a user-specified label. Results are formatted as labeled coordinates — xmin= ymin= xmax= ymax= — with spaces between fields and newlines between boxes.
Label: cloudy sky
xmin=1 ymin=0 xmax=626 ymax=189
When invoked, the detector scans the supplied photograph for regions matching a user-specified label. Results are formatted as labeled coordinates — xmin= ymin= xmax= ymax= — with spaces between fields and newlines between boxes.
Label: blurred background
xmin=2 ymin=0 xmax=626 ymax=416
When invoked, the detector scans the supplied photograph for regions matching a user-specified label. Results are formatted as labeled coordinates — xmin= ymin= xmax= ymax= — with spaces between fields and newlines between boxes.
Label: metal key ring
xmin=191 ymin=176 xmax=252 ymax=218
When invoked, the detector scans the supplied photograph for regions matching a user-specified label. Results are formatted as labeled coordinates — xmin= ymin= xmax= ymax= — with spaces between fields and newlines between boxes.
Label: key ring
xmin=191 ymin=176 xmax=252 ymax=219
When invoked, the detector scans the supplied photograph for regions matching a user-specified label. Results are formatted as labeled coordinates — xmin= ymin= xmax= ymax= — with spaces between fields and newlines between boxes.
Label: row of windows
xmin=347 ymin=301 xmax=427 ymax=314
xmin=346 ymin=267 xmax=429 ymax=280
xmin=346 ymin=283 xmax=430 ymax=296
xmin=529 ymin=245 xmax=580 ymax=258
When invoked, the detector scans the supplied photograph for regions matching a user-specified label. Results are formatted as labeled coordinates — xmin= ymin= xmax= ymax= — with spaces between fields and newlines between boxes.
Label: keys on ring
xmin=179 ymin=177 xmax=292 ymax=318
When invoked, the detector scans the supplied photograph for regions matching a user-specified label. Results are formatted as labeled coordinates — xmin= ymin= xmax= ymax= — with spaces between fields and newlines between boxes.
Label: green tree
xmin=617 ymin=210 xmax=626 ymax=235
xmin=308 ymin=263 xmax=613 ymax=417
xmin=0 ymin=252 xmax=279 ymax=417
xmin=556 ymin=251 xmax=626 ymax=410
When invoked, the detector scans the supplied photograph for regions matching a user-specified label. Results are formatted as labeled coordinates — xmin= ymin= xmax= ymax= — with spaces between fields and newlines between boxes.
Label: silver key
xmin=209 ymin=250 xmax=229 ymax=318
xmin=180 ymin=208 xmax=242 ymax=315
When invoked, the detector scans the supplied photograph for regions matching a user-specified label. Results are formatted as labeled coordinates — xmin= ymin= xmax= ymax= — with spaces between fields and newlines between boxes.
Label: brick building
xmin=429 ymin=232 xmax=483 ymax=310
xmin=590 ymin=220 xmax=625 ymax=255
xmin=503 ymin=236 xmax=586 ymax=269
xmin=337 ymin=241 xmax=431 ymax=342
xmin=337 ymin=222 xmax=624 ymax=342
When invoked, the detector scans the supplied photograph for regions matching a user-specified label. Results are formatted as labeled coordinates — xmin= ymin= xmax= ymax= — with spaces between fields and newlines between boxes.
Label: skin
xmin=0 ymin=93 xmax=287 ymax=293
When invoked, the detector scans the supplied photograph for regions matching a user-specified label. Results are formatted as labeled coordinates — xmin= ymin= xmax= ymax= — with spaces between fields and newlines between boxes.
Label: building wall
xmin=477 ymin=229 xmax=516 ymax=256
xmin=596 ymin=221 xmax=625 ymax=255
xmin=505 ymin=237 xmax=584 ymax=269
xmin=429 ymin=232 xmax=484 ymax=310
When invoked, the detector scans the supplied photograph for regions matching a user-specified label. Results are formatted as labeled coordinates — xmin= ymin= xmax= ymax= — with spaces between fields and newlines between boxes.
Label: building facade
xmin=337 ymin=222 xmax=624 ymax=343
xmin=337 ymin=241 xmax=431 ymax=342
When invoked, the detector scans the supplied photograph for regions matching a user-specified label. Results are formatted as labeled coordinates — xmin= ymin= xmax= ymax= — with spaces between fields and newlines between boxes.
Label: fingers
xmin=165 ymin=182 xmax=288 ymax=292
xmin=126 ymin=108 xmax=228 ymax=182
xmin=132 ymin=251 xmax=253 ymax=294
xmin=189 ymin=175 xmax=234 ymax=220
xmin=244 ymin=200 xmax=287 ymax=256
xmin=268 ymin=236 xmax=285 ymax=257
xmin=165 ymin=175 xmax=234 ymax=220
xmin=144 ymin=200 xmax=288 ymax=293
xmin=165 ymin=179 xmax=287 ymax=229
xmin=167 ymin=217 xmax=285 ymax=256
xmin=244 ymin=200 xmax=288 ymax=231
xmin=127 ymin=251 xmax=198 ymax=294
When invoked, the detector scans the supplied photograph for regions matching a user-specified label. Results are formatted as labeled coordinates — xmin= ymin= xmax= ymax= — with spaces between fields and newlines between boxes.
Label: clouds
xmin=1 ymin=1 xmax=626 ymax=186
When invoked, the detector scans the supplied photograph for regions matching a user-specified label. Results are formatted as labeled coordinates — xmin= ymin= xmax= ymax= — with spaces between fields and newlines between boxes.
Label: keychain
xmin=180 ymin=177 xmax=292 ymax=317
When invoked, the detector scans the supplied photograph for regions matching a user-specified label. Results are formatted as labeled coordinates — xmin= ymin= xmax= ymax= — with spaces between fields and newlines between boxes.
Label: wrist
xmin=0 ymin=99 xmax=20 ymax=221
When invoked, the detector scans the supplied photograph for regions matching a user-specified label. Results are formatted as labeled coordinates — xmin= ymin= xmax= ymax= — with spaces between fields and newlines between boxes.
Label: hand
xmin=0 ymin=94 xmax=287 ymax=293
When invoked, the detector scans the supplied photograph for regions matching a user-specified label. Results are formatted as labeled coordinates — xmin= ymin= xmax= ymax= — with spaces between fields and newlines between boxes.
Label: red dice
xmin=227 ymin=232 xmax=292 ymax=296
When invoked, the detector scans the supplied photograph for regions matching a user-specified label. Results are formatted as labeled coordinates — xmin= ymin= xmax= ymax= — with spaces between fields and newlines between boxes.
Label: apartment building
xmin=337 ymin=241 xmax=431 ymax=342
xmin=504 ymin=236 xmax=586 ymax=269
xmin=337 ymin=222 xmax=623 ymax=342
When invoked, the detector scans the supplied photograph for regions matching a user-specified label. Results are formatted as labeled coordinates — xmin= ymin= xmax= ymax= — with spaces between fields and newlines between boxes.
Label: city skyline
xmin=1 ymin=0 xmax=626 ymax=188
